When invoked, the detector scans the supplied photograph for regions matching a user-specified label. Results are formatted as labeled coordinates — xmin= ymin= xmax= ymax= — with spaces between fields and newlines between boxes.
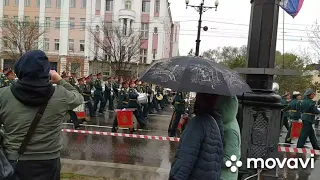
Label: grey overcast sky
xmin=169 ymin=0 xmax=320 ymax=60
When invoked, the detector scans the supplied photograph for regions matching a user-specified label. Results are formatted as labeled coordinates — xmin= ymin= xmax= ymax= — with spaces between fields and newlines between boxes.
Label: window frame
xmin=44 ymin=38 xmax=50 ymax=51
xmin=155 ymin=0 xmax=160 ymax=13
xmin=55 ymin=17 xmax=60 ymax=29
xmin=106 ymin=0 xmax=113 ymax=11
xmin=80 ymin=40 xmax=85 ymax=52
xmin=25 ymin=0 xmax=30 ymax=7
xmin=80 ymin=18 xmax=86 ymax=30
xmin=56 ymin=0 xmax=61 ymax=8
xmin=4 ymin=0 xmax=9 ymax=6
xmin=81 ymin=0 xmax=87 ymax=8
xmin=46 ymin=0 xmax=51 ymax=8
xmin=54 ymin=39 xmax=60 ymax=51
xmin=68 ymin=39 xmax=74 ymax=51
xmin=69 ymin=17 xmax=75 ymax=29
xmin=125 ymin=0 xmax=131 ymax=10
xmin=142 ymin=1 xmax=150 ymax=13
xmin=70 ymin=0 xmax=76 ymax=8
xmin=141 ymin=23 xmax=149 ymax=39
xmin=45 ymin=17 xmax=51 ymax=29
xmin=140 ymin=49 xmax=147 ymax=64
xmin=15 ymin=0 xmax=19 ymax=6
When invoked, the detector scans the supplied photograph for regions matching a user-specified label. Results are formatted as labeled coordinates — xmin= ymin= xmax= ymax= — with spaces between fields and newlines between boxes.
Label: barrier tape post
xmin=62 ymin=129 xmax=320 ymax=155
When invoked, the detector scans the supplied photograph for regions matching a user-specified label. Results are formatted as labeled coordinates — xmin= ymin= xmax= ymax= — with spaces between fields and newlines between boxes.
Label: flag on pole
xmin=280 ymin=0 xmax=305 ymax=18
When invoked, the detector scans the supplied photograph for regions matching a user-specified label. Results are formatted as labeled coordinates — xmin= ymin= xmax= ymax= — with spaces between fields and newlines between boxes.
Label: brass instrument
xmin=156 ymin=94 xmax=163 ymax=101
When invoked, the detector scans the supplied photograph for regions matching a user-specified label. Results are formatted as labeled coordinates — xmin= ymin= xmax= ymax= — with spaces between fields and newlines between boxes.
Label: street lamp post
xmin=185 ymin=0 xmax=219 ymax=56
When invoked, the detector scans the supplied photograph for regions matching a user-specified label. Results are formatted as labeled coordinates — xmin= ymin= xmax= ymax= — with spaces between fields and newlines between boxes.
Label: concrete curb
xmin=61 ymin=158 xmax=170 ymax=174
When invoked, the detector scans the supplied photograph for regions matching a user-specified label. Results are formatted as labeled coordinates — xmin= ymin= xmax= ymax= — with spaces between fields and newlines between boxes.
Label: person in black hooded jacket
xmin=0 ymin=50 xmax=83 ymax=180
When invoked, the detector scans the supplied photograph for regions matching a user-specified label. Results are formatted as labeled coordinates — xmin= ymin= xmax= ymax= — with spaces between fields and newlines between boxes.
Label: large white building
xmin=0 ymin=0 xmax=180 ymax=77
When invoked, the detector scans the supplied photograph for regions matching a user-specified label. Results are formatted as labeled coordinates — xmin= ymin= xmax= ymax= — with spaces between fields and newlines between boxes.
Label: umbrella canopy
xmin=139 ymin=56 xmax=252 ymax=96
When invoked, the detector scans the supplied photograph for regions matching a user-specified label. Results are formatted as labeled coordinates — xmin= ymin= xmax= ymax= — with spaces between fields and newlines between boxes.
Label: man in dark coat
xmin=104 ymin=77 xmax=114 ymax=111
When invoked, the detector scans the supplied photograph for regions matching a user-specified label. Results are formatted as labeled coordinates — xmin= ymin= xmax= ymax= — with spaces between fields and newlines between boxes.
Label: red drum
xmin=73 ymin=103 xmax=86 ymax=120
xmin=116 ymin=109 xmax=135 ymax=128
xmin=291 ymin=121 xmax=303 ymax=139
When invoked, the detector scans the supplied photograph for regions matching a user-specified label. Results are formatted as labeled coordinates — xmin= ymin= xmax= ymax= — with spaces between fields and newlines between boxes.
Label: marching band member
xmin=5 ymin=69 xmax=16 ymax=86
xmin=143 ymin=82 xmax=153 ymax=118
xmin=112 ymin=81 xmax=130 ymax=133
xmin=104 ymin=77 xmax=115 ymax=111
xmin=113 ymin=76 xmax=120 ymax=98
xmin=1 ymin=68 xmax=11 ymax=87
xmin=297 ymin=88 xmax=320 ymax=150
xmin=128 ymin=81 xmax=146 ymax=129
xmin=282 ymin=91 xmax=302 ymax=144
xmin=135 ymin=80 xmax=144 ymax=93
xmin=79 ymin=77 xmax=95 ymax=117
xmin=93 ymin=73 xmax=106 ymax=115
xmin=69 ymin=72 xmax=78 ymax=87
xmin=168 ymin=92 xmax=186 ymax=137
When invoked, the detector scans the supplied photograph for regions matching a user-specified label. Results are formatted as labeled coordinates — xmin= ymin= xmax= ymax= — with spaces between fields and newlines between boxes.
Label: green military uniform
xmin=128 ymin=86 xmax=146 ymax=127
xmin=297 ymin=88 xmax=320 ymax=150
xmin=168 ymin=92 xmax=186 ymax=137
xmin=282 ymin=92 xmax=302 ymax=143
xmin=104 ymin=79 xmax=114 ymax=110
xmin=78 ymin=81 xmax=94 ymax=117
xmin=0 ymin=74 xmax=7 ymax=88
xmin=93 ymin=74 xmax=106 ymax=113
xmin=281 ymin=94 xmax=290 ymax=131
xmin=69 ymin=77 xmax=77 ymax=87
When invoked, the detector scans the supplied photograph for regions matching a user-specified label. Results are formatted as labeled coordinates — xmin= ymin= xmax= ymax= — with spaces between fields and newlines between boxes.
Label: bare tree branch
xmin=66 ymin=50 xmax=84 ymax=76
xmin=0 ymin=19 xmax=46 ymax=61
xmin=308 ymin=20 xmax=320 ymax=62
xmin=89 ymin=23 xmax=146 ymax=76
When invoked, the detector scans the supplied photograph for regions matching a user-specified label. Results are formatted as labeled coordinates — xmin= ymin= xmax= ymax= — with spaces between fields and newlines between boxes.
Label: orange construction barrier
xmin=116 ymin=109 xmax=135 ymax=128
xmin=291 ymin=121 xmax=303 ymax=139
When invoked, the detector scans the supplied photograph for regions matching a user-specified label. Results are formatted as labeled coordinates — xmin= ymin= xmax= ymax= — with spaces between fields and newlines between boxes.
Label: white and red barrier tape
xmin=62 ymin=129 xmax=320 ymax=155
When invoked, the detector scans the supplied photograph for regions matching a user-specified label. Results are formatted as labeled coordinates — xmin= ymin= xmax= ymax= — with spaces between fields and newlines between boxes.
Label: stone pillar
xmin=59 ymin=56 xmax=67 ymax=74
xmin=238 ymin=0 xmax=282 ymax=179
xmin=83 ymin=57 xmax=89 ymax=77
xmin=0 ymin=58 xmax=3 ymax=71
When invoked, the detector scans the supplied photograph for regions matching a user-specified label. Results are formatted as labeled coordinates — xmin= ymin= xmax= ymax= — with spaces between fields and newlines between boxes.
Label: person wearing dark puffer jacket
xmin=0 ymin=50 xmax=83 ymax=180
xmin=169 ymin=93 xmax=224 ymax=180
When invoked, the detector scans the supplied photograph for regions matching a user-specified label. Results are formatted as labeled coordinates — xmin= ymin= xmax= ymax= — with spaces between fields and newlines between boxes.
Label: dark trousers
xmin=168 ymin=111 xmax=182 ymax=137
xmin=297 ymin=121 xmax=320 ymax=149
xmin=104 ymin=93 xmax=114 ymax=110
xmin=10 ymin=158 xmax=61 ymax=180
xmin=69 ymin=110 xmax=80 ymax=127
xmin=281 ymin=116 xmax=290 ymax=131
xmin=93 ymin=95 xmax=106 ymax=113
xmin=142 ymin=103 xmax=150 ymax=117
xmin=133 ymin=109 xmax=146 ymax=127
xmin=85 ymin=100 xmax=94 ymax=117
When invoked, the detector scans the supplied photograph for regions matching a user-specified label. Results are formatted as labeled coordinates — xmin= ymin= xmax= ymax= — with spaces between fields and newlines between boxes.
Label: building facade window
xmin=24 ymin=16 xmax=30 ymax=26
xmin=153 ymin=49 xmax=157 ymax=59
xmin=81 ymin=0 xmax=86 ymax=8
xmin=34 ymin=16 xmax=39 ymax=26
xmin=155 ymin=0 xmax=160 ymax=13
xmin=69 ymin=18 xmax=75 ymax=29
xmin=36 ymin=0 xmax=40 ymax=7
xmin=56 ymin=0 xmax=61 ymax=8
xmin=70 ymin=0 xmax=76 ymax=8
xmin=45 ymin=17 xmax=50 ymax=29
xmin=125 ymin=1 xmax=131 ymax=10
xmin=123 ymin=19 xmax=127 ymax=35
xmin=4 ymin=0 xmax=9 ymax=6
xmin=15 ymin=0 xmax=19 ymax=6
xmin=13 ymin=16 xmax=18 ymax=26
xmin=54 ymin=39 xmax=59 ymax=51
xmin=25 ymin=0 xmax=30 ymax=7
xmin=46 ymin=0 xmax=51 ymax=7
xmin=141 ymin=23 xmax=149 ymax=39
xmin=44 ymin=38 xmax=49 ymax=51
xmin=106 ymin=0 xmax=113 ymax=11
xmin=80 ymin=40 xmax=85 ymax=52
xmin=80 ymin=18 xmax=86 ymax=30
xmin=140 ymin=49 xmax=147 ymax=64
xmin=55 ymin=17 xmax=60 ymax=29
xmin=33 ymin=40 xmax=38 ymax=49
xmin=68 ymin=39 xmax=74 ymax=51
xmin=142 ymin=0 xmax=150 ymax=12
xmin=154 ymin=27 xmax=158 ymax=34
xmin=3 ymin=15 xmax=8 ymax=27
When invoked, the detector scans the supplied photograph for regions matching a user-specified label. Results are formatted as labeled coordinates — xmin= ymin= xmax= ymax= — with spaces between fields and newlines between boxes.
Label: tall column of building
xmin=147 ymin=0 xmax=155 ymax=63
xmin=59 ymin=0 xmax=70 ymax=73
xmin=98 ymin=0 xmax=106 ymax=56
xmin=0 ymin=0 xmax=4 ymax=53
xmin=38 ymin=0 xmax=46 ymax=50
xmin=18 ymin=0 xmax=24 ymax=21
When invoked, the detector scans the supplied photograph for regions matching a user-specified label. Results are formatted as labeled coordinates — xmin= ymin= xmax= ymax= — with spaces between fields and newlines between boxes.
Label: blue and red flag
xmin=280 ymin=0 xmax=304 ymax=18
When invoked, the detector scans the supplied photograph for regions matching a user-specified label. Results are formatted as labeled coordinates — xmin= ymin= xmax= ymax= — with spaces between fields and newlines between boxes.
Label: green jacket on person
xmin=0 ymin=79 xmax=83 ymax=161
xmin=172 ymin=92 xmax=185 ymax=112
xmin=214 ymin=96 xmax=241 ymax=180
xmin=300 ymin=98 xmax=320 ymax=124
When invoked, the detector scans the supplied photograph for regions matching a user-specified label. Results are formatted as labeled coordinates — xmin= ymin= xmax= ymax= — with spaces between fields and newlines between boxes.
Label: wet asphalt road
xmin=61 ymin=107 xmax=320 ymax=179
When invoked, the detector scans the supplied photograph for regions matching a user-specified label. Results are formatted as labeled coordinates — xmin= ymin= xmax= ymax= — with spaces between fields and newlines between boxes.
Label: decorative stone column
xmin=59 ymin=56 xmax=67 ymax=74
